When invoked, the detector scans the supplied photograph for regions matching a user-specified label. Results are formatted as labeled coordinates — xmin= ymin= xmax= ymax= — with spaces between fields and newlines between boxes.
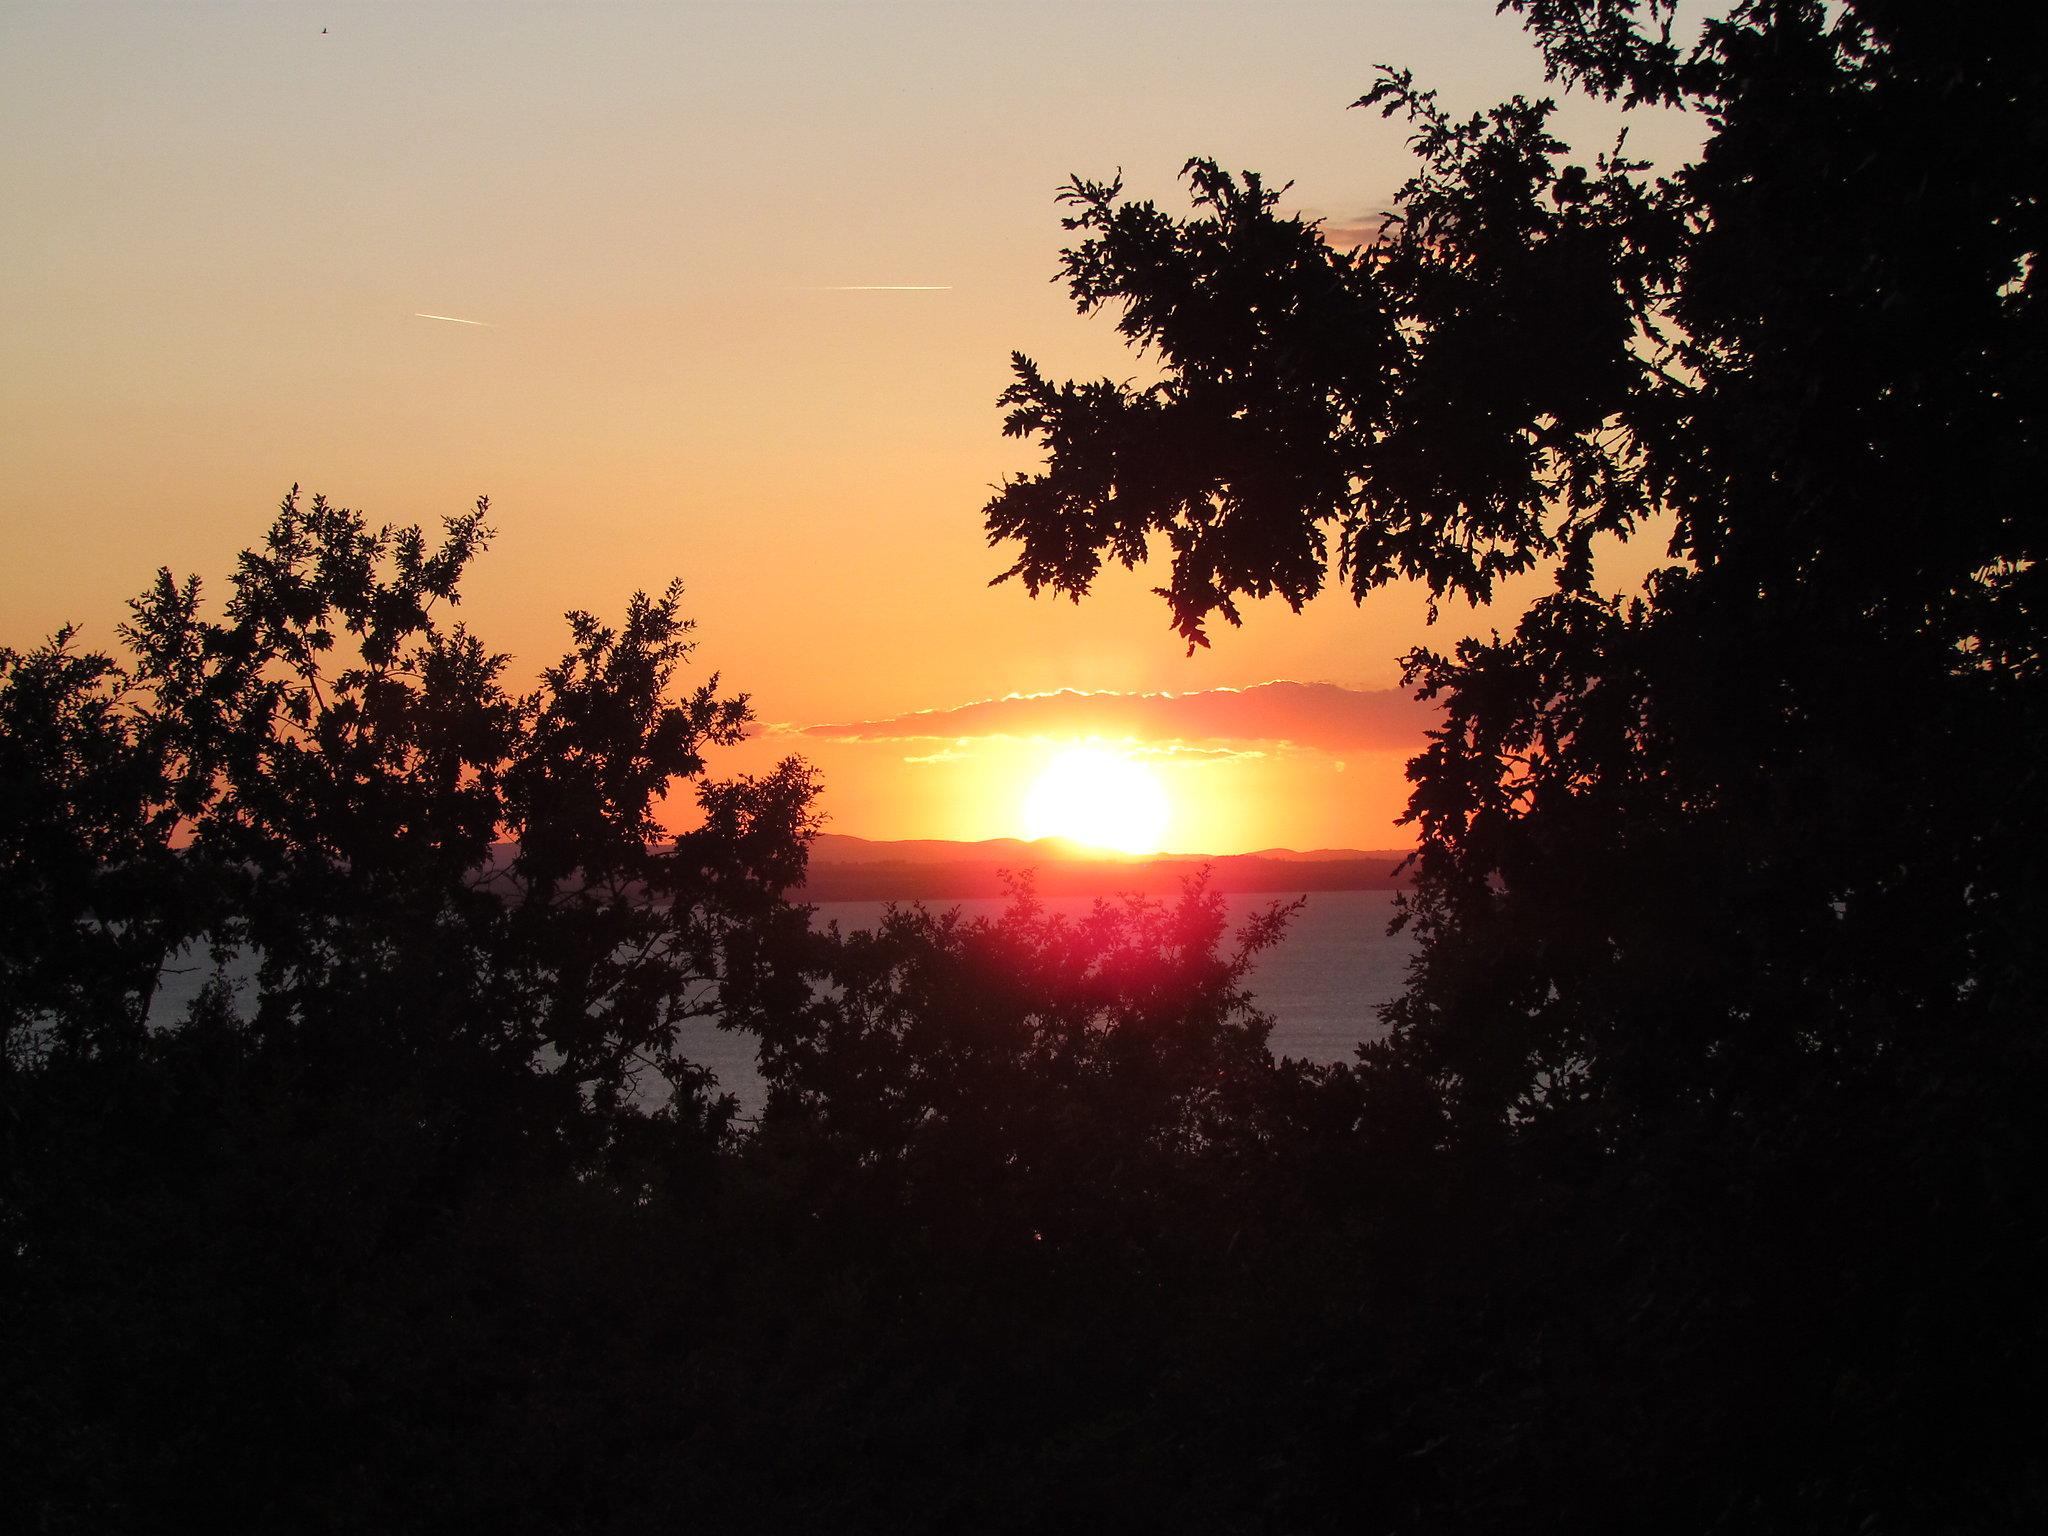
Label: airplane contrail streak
xmin=798 ymin=284 xmax=953 ymax=291
xmin=413 ymin=312 xmax=492 ymax=326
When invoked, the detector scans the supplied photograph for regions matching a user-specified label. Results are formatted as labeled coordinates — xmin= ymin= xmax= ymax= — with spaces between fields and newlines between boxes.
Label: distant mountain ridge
xmin=799 ymin=833 xmax=1412 ymax=902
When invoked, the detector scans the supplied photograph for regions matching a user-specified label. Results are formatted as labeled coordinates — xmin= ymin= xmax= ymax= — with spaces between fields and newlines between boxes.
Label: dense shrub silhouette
xmin=2 ymin=492 xmax=822 ymax=1528
xmin=2 ymin=496 xmax=1307 ymax=1533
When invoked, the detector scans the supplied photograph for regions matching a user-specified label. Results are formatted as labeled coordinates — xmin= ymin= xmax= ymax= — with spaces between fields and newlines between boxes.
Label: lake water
xmin=687 ymin=889 xmax=1412 ymax=1118
xmin=149 ymin=890 xmax=1413 ymax=1121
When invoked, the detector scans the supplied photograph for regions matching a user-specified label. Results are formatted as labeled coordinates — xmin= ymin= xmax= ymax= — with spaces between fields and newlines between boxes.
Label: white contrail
xmin=413 ymin=312 xmax=492 ymax=326
xmin=797 ymin=284 xmax=953 ymax=291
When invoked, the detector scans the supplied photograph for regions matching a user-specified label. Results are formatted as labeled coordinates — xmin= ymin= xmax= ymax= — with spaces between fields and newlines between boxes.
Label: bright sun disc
xmin=1021 ymin=746 xmax=1170 ymax=854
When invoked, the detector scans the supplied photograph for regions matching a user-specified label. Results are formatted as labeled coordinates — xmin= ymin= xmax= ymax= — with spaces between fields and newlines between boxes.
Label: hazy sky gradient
xmin=2 ymin=1 xmax=1700 ymax=850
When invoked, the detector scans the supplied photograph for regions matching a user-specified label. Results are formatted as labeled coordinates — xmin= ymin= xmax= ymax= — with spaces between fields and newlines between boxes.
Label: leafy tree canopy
xmin=2 ymin=488 xmax=818 ymax=1154
xmin=986 ymin=0 xmax=2045 ymax=1143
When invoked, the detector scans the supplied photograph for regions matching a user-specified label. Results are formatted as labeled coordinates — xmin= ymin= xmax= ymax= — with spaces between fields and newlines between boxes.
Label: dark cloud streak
xmin=793 ymin=681 xmax=1433 ymax=755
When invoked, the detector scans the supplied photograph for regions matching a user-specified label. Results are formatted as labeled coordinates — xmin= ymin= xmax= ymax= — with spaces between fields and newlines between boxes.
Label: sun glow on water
xmin=1021 ymin=745 xmax=1171 ymax=855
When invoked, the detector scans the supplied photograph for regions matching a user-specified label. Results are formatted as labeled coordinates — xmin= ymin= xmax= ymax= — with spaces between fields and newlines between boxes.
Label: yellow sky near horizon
xmin=1 ymin=0 xmax=1699 ymax=853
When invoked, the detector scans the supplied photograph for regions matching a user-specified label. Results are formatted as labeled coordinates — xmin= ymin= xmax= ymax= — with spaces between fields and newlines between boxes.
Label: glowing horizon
xmin=0 ymin=3 xmax=1702 ymax=856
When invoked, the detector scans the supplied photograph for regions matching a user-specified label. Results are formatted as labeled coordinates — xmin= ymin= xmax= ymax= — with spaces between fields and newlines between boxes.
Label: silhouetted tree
xmin=1 ymin=492 xmax=1323 ymax=1536
xmin=984 ymin=1 xmax=2046 ymax=1523
xmin=4 ymin=488 xmax=816 ymax=1136
xmin=987 ymin=0 xmax=2044 ymax=1146
xmin=1 ymin=490 xmax=820 ymax=1528
xmin=754 ymin=878 xmax=1292 ymax=1224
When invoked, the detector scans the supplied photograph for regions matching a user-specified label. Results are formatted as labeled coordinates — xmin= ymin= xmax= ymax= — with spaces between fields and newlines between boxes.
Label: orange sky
xmin=1 ymin=1 xmax=1697 ymax=853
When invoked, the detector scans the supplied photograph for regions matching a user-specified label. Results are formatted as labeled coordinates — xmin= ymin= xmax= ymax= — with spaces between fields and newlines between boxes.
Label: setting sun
xmin=1021 ymin=745 xmax=1171 ymax=854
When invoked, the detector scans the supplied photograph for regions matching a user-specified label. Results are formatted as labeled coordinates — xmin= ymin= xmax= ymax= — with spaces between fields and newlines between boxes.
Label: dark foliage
xmin=989 ymin=0 xmax=2044 ymax=1137
xmin=6 ymin=2 xmax=2044 ymax=1530
xmin=980 ymin=0 xmax=2047 ymax=1524
xmin=0 ymin=496 xmax=1314 ymax=1533
xmin=2 ymin=493 xmax=824 ymax=1528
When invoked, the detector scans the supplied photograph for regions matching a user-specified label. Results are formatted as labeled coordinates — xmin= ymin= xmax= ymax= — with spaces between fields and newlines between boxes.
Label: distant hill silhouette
xmin=799 ymin=833 xmax=1412 ymax=901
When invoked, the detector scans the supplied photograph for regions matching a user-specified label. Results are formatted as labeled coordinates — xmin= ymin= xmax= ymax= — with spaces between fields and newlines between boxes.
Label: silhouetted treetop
xmin=3 ymin=488 xmax=818 ymax=1140
xmin=988 ymin=0 xmax=2043 ymax=657
xmin=987 ymin=0 xmax=2044 ymax=1145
